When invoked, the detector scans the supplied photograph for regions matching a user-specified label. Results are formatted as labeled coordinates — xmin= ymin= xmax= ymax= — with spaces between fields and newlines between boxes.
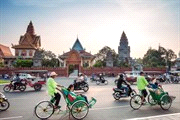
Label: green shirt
xmin=47 ymin=77 xmax=57 ymax=96
xmin=137 ymin=76 xmax=149 ymax=90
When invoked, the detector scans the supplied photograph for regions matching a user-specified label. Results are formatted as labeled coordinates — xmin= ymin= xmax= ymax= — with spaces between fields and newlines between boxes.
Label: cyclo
xmin=34 ymin=87 xmax=96 ymax=120
xmin=130 ymin=84 xmax=174 ymax=110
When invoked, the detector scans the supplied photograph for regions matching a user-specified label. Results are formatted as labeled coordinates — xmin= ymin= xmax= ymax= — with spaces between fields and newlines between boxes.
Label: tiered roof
xmin=12 ymin=21 xmax=41 ymax=49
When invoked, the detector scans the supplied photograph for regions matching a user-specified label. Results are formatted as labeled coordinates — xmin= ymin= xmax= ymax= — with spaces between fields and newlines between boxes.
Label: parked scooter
xmin=0 ymin=92 xmax=10 ymax=111
xmin=112 ymin=84 xmax=136 ymax=100
xmin=73 ymin=80 xmax=89 ymax=92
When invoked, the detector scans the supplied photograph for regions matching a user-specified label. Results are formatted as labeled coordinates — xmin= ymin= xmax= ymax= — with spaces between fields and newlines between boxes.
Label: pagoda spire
xmin=26 ymin=21 xmax=35 ymax=35
xmin=121 ymin=31 xmax=127 ymax=40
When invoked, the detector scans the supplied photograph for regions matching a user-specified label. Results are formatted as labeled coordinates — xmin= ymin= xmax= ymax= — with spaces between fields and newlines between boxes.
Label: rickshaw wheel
xmin=34 ymin=101 xmax=54 ymax=119
xmin=71 ymin=100 xmax=89 ymax=120
xmin=148 ymin=95 xmax=157 ymax=105
xmin=130 ymin=95 xmax=142 ymax=110
xmin=160 ymin=94 xmax=172 ymax=110
xmin=34 ymin=84 xmax=42 ymax=91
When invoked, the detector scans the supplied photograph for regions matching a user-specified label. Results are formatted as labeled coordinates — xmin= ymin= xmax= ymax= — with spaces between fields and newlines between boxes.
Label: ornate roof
xmin=12 ymin=21 xmax=41 ymax=49
xmin=72 ymin=37 xmax=84 ymax=51
xmin=0 ymin=44 xmax=13 ymax=57
xmin=120 ymin=31 xmax=128 ymax=42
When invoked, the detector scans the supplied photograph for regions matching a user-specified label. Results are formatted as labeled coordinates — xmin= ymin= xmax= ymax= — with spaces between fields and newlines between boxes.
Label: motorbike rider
xmin=99 ymin=73 xmax=105 ymax=83
xmin=47 ymin=71 xmax=63 ymax=109
xmin=13 ymin=73 xmax=21 ymax=90
xmin=137 ymin=71 xmax=149 ymax=104
xmin=117 ymin=74 xmax=129 ymax=95
xmin=75 ymin=73 xmax=84 ymax=88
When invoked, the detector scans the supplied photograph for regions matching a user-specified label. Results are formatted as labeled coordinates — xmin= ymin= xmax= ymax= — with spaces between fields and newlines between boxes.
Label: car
xmin=13 ymin=73 xmax=36 ymax=80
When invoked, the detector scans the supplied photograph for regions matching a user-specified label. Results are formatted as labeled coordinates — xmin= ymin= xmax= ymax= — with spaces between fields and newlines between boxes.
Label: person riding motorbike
xmin=99 ymin=73 xmax=105 ymax=83
xmin=12 ymin=73 xmax=21 ymax=90
xmin=74 ymin=73 xmax=85 ymax=88
xmin=117 ymin=74 xmax=129 ymax=95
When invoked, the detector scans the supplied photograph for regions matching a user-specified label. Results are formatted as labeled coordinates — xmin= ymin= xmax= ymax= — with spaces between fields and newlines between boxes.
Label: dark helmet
xmin=119 ymin=74 xmax=123 ymax=78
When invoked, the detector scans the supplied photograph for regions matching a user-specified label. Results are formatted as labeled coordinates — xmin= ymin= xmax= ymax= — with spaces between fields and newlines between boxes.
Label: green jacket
xmin=47 ymin=77 xmax=57 ymax=96
xmin=137 ymin=76 xmax=148 ymax=90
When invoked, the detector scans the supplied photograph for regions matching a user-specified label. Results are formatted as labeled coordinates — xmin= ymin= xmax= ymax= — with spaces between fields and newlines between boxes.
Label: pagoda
xmin=12 ymin=21 xmax=41 ymax=59
xmin=118 ymin=31 xmax=131 ymax=62
xmin=59 ymin=37 xmax=95 ymax=72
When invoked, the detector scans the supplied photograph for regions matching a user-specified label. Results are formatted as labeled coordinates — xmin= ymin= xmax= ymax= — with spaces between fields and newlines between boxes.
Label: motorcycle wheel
xmin=83 ymin=85 xmax=89 ymax=92
xmin=113 ymin=92 xmax=120 ymax=100
xmin=96 ymin=81 xmax=100 ymax=85
xmin=19 ymin=84 xmax=26 ymax=92
xmin=104 ymin=80 xmax=108 ymax=85
xmin=0 ymin=100 xmax=10 ymax=111
xmin=130 ymin=90 xmax=137 ymax=98
xmin=34 ymin=84 xmax=42 ymax=91
xmin=114 ymin=79 xmax=118 ymax=85
xmin=3 ymin=85 xmax=11 ymax=92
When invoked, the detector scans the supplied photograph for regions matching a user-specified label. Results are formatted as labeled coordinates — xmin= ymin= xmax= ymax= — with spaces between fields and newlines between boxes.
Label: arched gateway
xmin=59 ymin=37 xmax=95 ymax=76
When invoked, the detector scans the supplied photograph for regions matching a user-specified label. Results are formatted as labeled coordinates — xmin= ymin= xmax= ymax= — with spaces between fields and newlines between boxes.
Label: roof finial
xmin=26 ymin=21 xmax=35 ymax=35
xmin=77 ymin=34 xmax=78 ymax=39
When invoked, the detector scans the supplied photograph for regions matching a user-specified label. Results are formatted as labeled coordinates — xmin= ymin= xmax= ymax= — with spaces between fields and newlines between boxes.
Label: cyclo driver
xmin=137 ymin=71 xmax=149 ymax=104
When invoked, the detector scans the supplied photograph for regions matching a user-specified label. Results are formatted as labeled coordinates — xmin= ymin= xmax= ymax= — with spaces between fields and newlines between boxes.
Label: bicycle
xmin=34 ymin=87 xmax=96 ymax=120
xmin=130 ymin=84 xmax=173 ymax=110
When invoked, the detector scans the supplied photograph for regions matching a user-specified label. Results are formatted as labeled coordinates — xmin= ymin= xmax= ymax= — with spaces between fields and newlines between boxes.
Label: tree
xmin=94 ymin=46 xmax=119 ymax=67
xmin=40 ymin=48 xmax=60 ymax=67
xmin=14 ymin=59 xmax=33 ymax=67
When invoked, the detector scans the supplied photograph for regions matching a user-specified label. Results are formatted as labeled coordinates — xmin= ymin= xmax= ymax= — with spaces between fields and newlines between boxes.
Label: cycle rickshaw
xmin=130 ymin=84 xmax=174 ymax=110
xmin=34 ymin=87 xmax=96 ymax=120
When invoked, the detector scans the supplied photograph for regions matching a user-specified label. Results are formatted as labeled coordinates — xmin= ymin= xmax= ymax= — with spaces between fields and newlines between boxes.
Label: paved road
xmin=0 ymin=77 xmax=180 ymax=120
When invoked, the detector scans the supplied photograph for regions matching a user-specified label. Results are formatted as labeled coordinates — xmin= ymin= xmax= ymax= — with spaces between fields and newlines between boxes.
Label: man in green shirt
xmin=137 ymin=72 xmax=149 ymax=104
xmin=47 ymin=72 xmax=62 ymax=109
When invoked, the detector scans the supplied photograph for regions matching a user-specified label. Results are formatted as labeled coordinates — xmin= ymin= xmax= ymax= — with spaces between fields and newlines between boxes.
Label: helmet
xmin=119 ymin=74 xmax=123 ymax=78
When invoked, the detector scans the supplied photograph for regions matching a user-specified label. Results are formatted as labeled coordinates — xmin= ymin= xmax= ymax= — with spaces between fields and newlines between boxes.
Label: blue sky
xmin=0 ymin=0 xmax=180 ymax=58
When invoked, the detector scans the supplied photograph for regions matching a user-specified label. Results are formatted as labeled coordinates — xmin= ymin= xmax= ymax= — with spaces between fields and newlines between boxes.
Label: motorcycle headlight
xmin=0 ymin=93 xmax=5 ymax=98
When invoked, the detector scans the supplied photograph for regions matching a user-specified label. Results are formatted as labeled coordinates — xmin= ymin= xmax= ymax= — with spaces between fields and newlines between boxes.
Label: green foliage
xmin=14 ymin=59 xmax=33 ymax=67
xmin=40 ymin=48 xmax=60 ymax=67
xmin=142 ymin=46 xmax=177 ymax=69
xmin=94 ymin=46 xmax=119 ymax=67
xmin=93 ymin=60 xmax=105 ymax=67
xmin=0 ymin=62 xmax=4 ymax=67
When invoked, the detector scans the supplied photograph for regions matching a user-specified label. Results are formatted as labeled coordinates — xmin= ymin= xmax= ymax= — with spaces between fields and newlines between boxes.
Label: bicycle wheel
xmin=71 ymin=101 xmax=89 ymax=120
xmin=130 ymin=95 xmax=142 ymax=110
xmin=0 ymin=100 xmax=10 ymax=111
xmin=160 ymin=95 xmax=172 ymax=110
xmin=34 ymin=101 xmax=54 ymax=119
xmin=148 ymin=95 xmax=157 ymax=105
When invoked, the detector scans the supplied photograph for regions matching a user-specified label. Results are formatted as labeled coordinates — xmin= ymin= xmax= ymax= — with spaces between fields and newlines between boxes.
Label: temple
xmin=59 ymin=37 xmax=95 ymax=74
xmin=118 ymin=31 xmax=131 ymax=62
xmin=12 ymin=21 xmax=41 ymax=59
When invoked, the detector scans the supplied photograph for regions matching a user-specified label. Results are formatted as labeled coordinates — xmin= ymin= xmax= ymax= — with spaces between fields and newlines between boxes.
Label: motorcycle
xmin=0 ymin=92 xmax=10 ymax=111
xmin=112 ymin=84 xmax=136 ymax=100
xmin=3 ymin=81 xmax=26 ymax=92
xmin=73 ymin=80 xmax=89 ymax=92
xmin=96 ymin=79 xmax=108 ymax=85
xmin=90 ymin=77 xmax=97 ymax=82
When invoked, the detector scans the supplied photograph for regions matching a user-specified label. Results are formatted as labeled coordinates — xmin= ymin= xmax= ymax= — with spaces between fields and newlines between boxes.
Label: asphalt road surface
xmin=0 ymin=77 xmax=180 ymax=120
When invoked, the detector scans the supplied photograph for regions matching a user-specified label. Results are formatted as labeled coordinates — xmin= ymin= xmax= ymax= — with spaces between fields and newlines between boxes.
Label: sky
xmin=0 ymin=0 xmax=180 ymax=58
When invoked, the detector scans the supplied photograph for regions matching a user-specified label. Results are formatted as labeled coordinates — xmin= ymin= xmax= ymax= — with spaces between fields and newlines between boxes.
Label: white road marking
xmin=0 ymin=116 xmax=23 ymax=120
xmin=91 ymin=105 xmax=129 ymax=110
xmin=126 ymin=112 xmax=180 ymax=120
